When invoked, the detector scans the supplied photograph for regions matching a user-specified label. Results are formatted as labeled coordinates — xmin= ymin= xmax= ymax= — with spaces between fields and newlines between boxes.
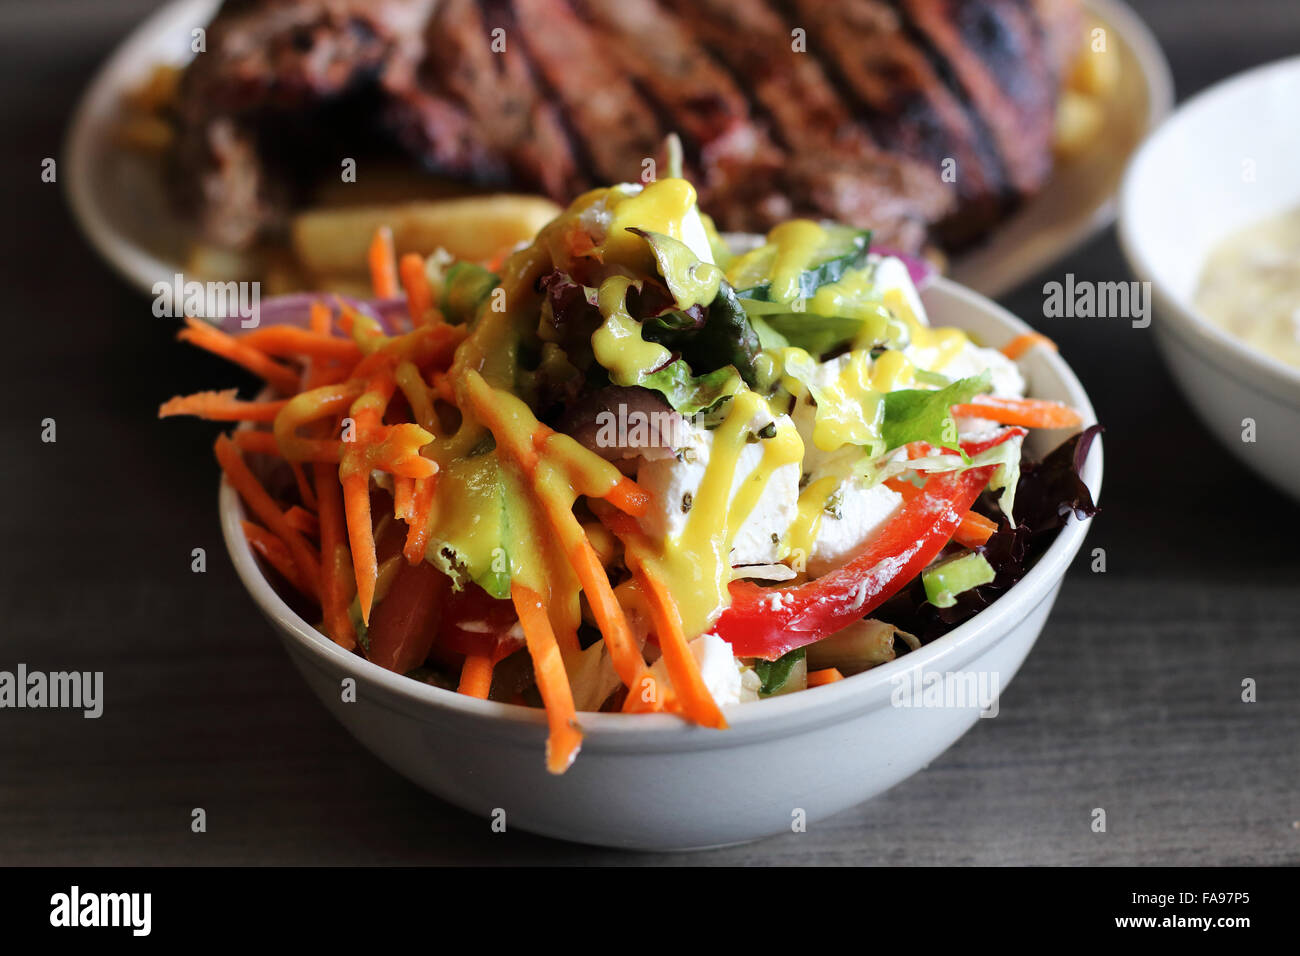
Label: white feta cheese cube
xmin=636 ymin=410 xmax=801 ymax=566
xmin=807 ymin=480 xmax=904 ymax=577
xmin=649 ymin=633 xmax=750 ymax=707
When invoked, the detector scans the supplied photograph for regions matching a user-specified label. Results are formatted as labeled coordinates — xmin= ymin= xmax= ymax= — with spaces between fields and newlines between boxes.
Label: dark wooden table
xmin=2 ymin=0 xmax=1296 ymax=865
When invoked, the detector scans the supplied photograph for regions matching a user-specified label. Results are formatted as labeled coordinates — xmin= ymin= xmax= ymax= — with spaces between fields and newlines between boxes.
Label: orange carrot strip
xmin=807 ymin=667 xmax=844 ymax=688
xmin=531 ymin=426 xmax=650 ymax=517
xmin=177 ymin=317 xmax=300 ymax=394
xmin=368 ymin=227 xmax=399 ymax=299
xmin=621 ymin=671 xmax=671 ymax=713
xmin=290 ymin=461 xmax=317 ymax=511
xmin=309 ymin=301 xmax=331 ymax=335
xmin=402 ymin=473 xmax=439 ymax=565
xmin=274 ymin=382 xmax=363 ymax=462
xmin=158 ymin=389 xmax=287 ymax=422
xmin=400 ymin=253 xmax=433 ymax=324
xmin=1000 ymin=332 xmax=1058 ymax=360
xmin=342 ymin=473 xmax=376 ymax=625
xmin=215 ymin=435 xmax=321 ymax=598
xmin=231 ymin=430 xmax=282 ymax=457
xmin=430 ymin=371 xmax=456 ymax=404
xmin=956 ymin=510 xmax=997 ymax=549
xmin=284 ymin=505 xmax=320 ymax=538
xmin=458 ymin=654 xmax=495 ymax=699
xmin=606 ymin=477 xmax=650 ymax=517
xmin=393 ymin=475 xmax=415 ymax=521
xmin=543 ymin=495 xmax=643 ymax=689
xmin=511 ymin=583 xmax=583 ymax=774
xmin=313 ymin=461 xmax=356 ymax=650
xmin=340 ymin=372 xmax=396 ymax=624
xmin=239 ymin=326 xmax=363 ymax=364
xmin=241 ymin=521 xmax=315 ymax=599
xmin=632 ymin=561 xmax=727 ymax=729
xmin=951 ymin=396 xmax=1082 ymax=430
xmin=464 ymin=371 xmax=644 ymax=689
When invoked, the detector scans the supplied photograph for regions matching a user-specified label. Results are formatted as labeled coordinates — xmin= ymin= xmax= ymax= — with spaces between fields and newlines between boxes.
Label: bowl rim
xmin=1117 ymin=54 xmax=1300 ymax=400
xmin=219 ymin=276 xmax=1102 ymax=738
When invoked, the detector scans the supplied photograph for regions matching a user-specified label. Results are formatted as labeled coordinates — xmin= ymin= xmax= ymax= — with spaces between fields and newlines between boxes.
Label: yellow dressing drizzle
xmin=783 ymin=475 xmax=840 ymax=568
xmin=643 ymin=389 xmax=803 ymax=638
xmin=591 ymin=276 xmax=674 ymax=386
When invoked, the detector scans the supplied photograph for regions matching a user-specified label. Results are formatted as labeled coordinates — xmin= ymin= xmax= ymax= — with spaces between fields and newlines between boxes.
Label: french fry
xmin=1053 ymin=90 xmax=1106 ymax=159
xmin=291 ymin=195 xmax=561 ymax=278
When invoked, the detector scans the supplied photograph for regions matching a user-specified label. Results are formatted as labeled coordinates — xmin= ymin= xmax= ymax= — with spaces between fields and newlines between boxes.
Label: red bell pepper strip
xmin=713 ymin=429 xmax=1022 ymax=660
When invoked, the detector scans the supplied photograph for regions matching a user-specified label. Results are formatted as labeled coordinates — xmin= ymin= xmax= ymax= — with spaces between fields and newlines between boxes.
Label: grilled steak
xmin=167 ymin=0 xmax=1080 ymax=254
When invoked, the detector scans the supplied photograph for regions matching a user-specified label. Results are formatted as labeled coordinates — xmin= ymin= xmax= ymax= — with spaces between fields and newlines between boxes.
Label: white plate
xmin=65 ymin=0 xmax=1170 ymax=299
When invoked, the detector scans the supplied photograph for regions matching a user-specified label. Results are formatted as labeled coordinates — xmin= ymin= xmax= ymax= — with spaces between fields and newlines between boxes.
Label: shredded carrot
xmin=239 ymin=326 xmax=363 ymax=364
xmin=465 ymin=371 xmax=645 ymax=689
xmin=458 ymin=654 xmax=495 ymax=699
xmin=284 ymin=504 xmax=320 ymax=538
xmin=231 ymin=430 xmax=282 ymax=457
xmin=177 ymin=317 xmax=299 ymax=394
xmin=621 ymin=671 xmax=671 ymax=713
xmin=309 ymin=301 xmax=331 ymax=335
xmin=241 ymin=520 xmax=315 ymax=599
xmin=430 ymin=371 xmax=456 ymax=403
xmin=807 ymin=667 xmax=844 ymax=687
xmin=290 ymin=461 xmax=317 ymax=511
xmin=956 ymin=510 xmax=997 ymax=548
xmin=1000 ymin=332 xmax=1057 ymax=360
xmin=313 ymin=461 xmax=356 ymax=649
xmin=393 ymin=475 xmax=415 ymax=521
xmin=511 ymin=584 xmax=583 ymax=774
xmin=606 ymin=477 xmax=650 ymax=517
xmin=400 ymin=253 xmax=433 ymax=324
xmin=632 ymin=562 xmax=726 ymax=728
xmin=951 ymin=395 xmax=1082 ymax=430
xmin=402 ymin=473 xmax=439 ymax=565
xmin=368 ymin=226 xmax=399 ymax=299
xmin=342 ymin=472 xmax=376 ymax=625
xmin=215 ymin=435 xmax=321 ymax=598
xmin=158 ymin=389 xmax=287 ymax=422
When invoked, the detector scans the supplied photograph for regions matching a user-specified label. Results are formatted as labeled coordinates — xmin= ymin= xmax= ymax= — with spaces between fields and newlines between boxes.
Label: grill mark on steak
xmin=775 ymin=0 xmax=1009 ymax=245
xmin=894 ymin=0 xmax=1058 ymax=197
xmin=651 ymin=0 xmax=951 ymax=249
xmin=508 ymin=0 xmax=667 ymax=185
xmin=567 ymin=0 xmax=781 ymax=188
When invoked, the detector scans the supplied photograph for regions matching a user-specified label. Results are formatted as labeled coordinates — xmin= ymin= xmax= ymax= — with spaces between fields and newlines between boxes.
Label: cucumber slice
xmin=923 ymin=551 xmax=996 ymax=609
xmin=440 ymin=262 xmax=499 ymax=324
xmin=743 ymin=300 xmax=906 ymax=357
xmin=729 ymin=224 xmax=871 ymax=304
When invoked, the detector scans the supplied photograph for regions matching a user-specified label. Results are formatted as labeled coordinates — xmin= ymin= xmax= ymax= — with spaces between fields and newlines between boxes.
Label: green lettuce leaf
xmin=881 ymin=371 xmax=991 ymax=454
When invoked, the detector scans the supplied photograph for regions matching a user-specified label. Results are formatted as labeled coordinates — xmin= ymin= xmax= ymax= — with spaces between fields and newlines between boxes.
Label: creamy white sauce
xmin=1195 ymin=206 xmax=1300 ymax=368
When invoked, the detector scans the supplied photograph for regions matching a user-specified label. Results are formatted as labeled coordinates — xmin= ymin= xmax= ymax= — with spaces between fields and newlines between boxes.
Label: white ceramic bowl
xmin=1119 ymin=56 xmax=1300 ymax=500
xmin=219 ymin=279 xmax=1102 ymax=850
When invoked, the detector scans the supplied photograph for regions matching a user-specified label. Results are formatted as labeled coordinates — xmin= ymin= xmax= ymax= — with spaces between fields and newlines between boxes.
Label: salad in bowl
xmin=162 ymin=173 xmax=1098 ymax=775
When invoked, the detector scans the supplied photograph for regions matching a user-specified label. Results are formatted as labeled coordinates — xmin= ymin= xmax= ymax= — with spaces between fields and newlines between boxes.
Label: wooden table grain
xmin=1 ymin=0 xmax=1296 ymax=866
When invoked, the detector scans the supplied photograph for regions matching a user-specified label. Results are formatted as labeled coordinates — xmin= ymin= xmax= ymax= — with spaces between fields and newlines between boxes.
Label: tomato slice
xmin=437 ymin=583 xmax=524 ymax=663
xmin=367 ymin=560 xmax=451 ymax=674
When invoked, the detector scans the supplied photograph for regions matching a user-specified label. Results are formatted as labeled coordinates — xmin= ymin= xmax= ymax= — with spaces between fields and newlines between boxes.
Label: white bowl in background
xmin=219 ymin=279 xmax=1101 ymax=851
xmin=1119 ymin=56 xmax=1300 ymax=500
